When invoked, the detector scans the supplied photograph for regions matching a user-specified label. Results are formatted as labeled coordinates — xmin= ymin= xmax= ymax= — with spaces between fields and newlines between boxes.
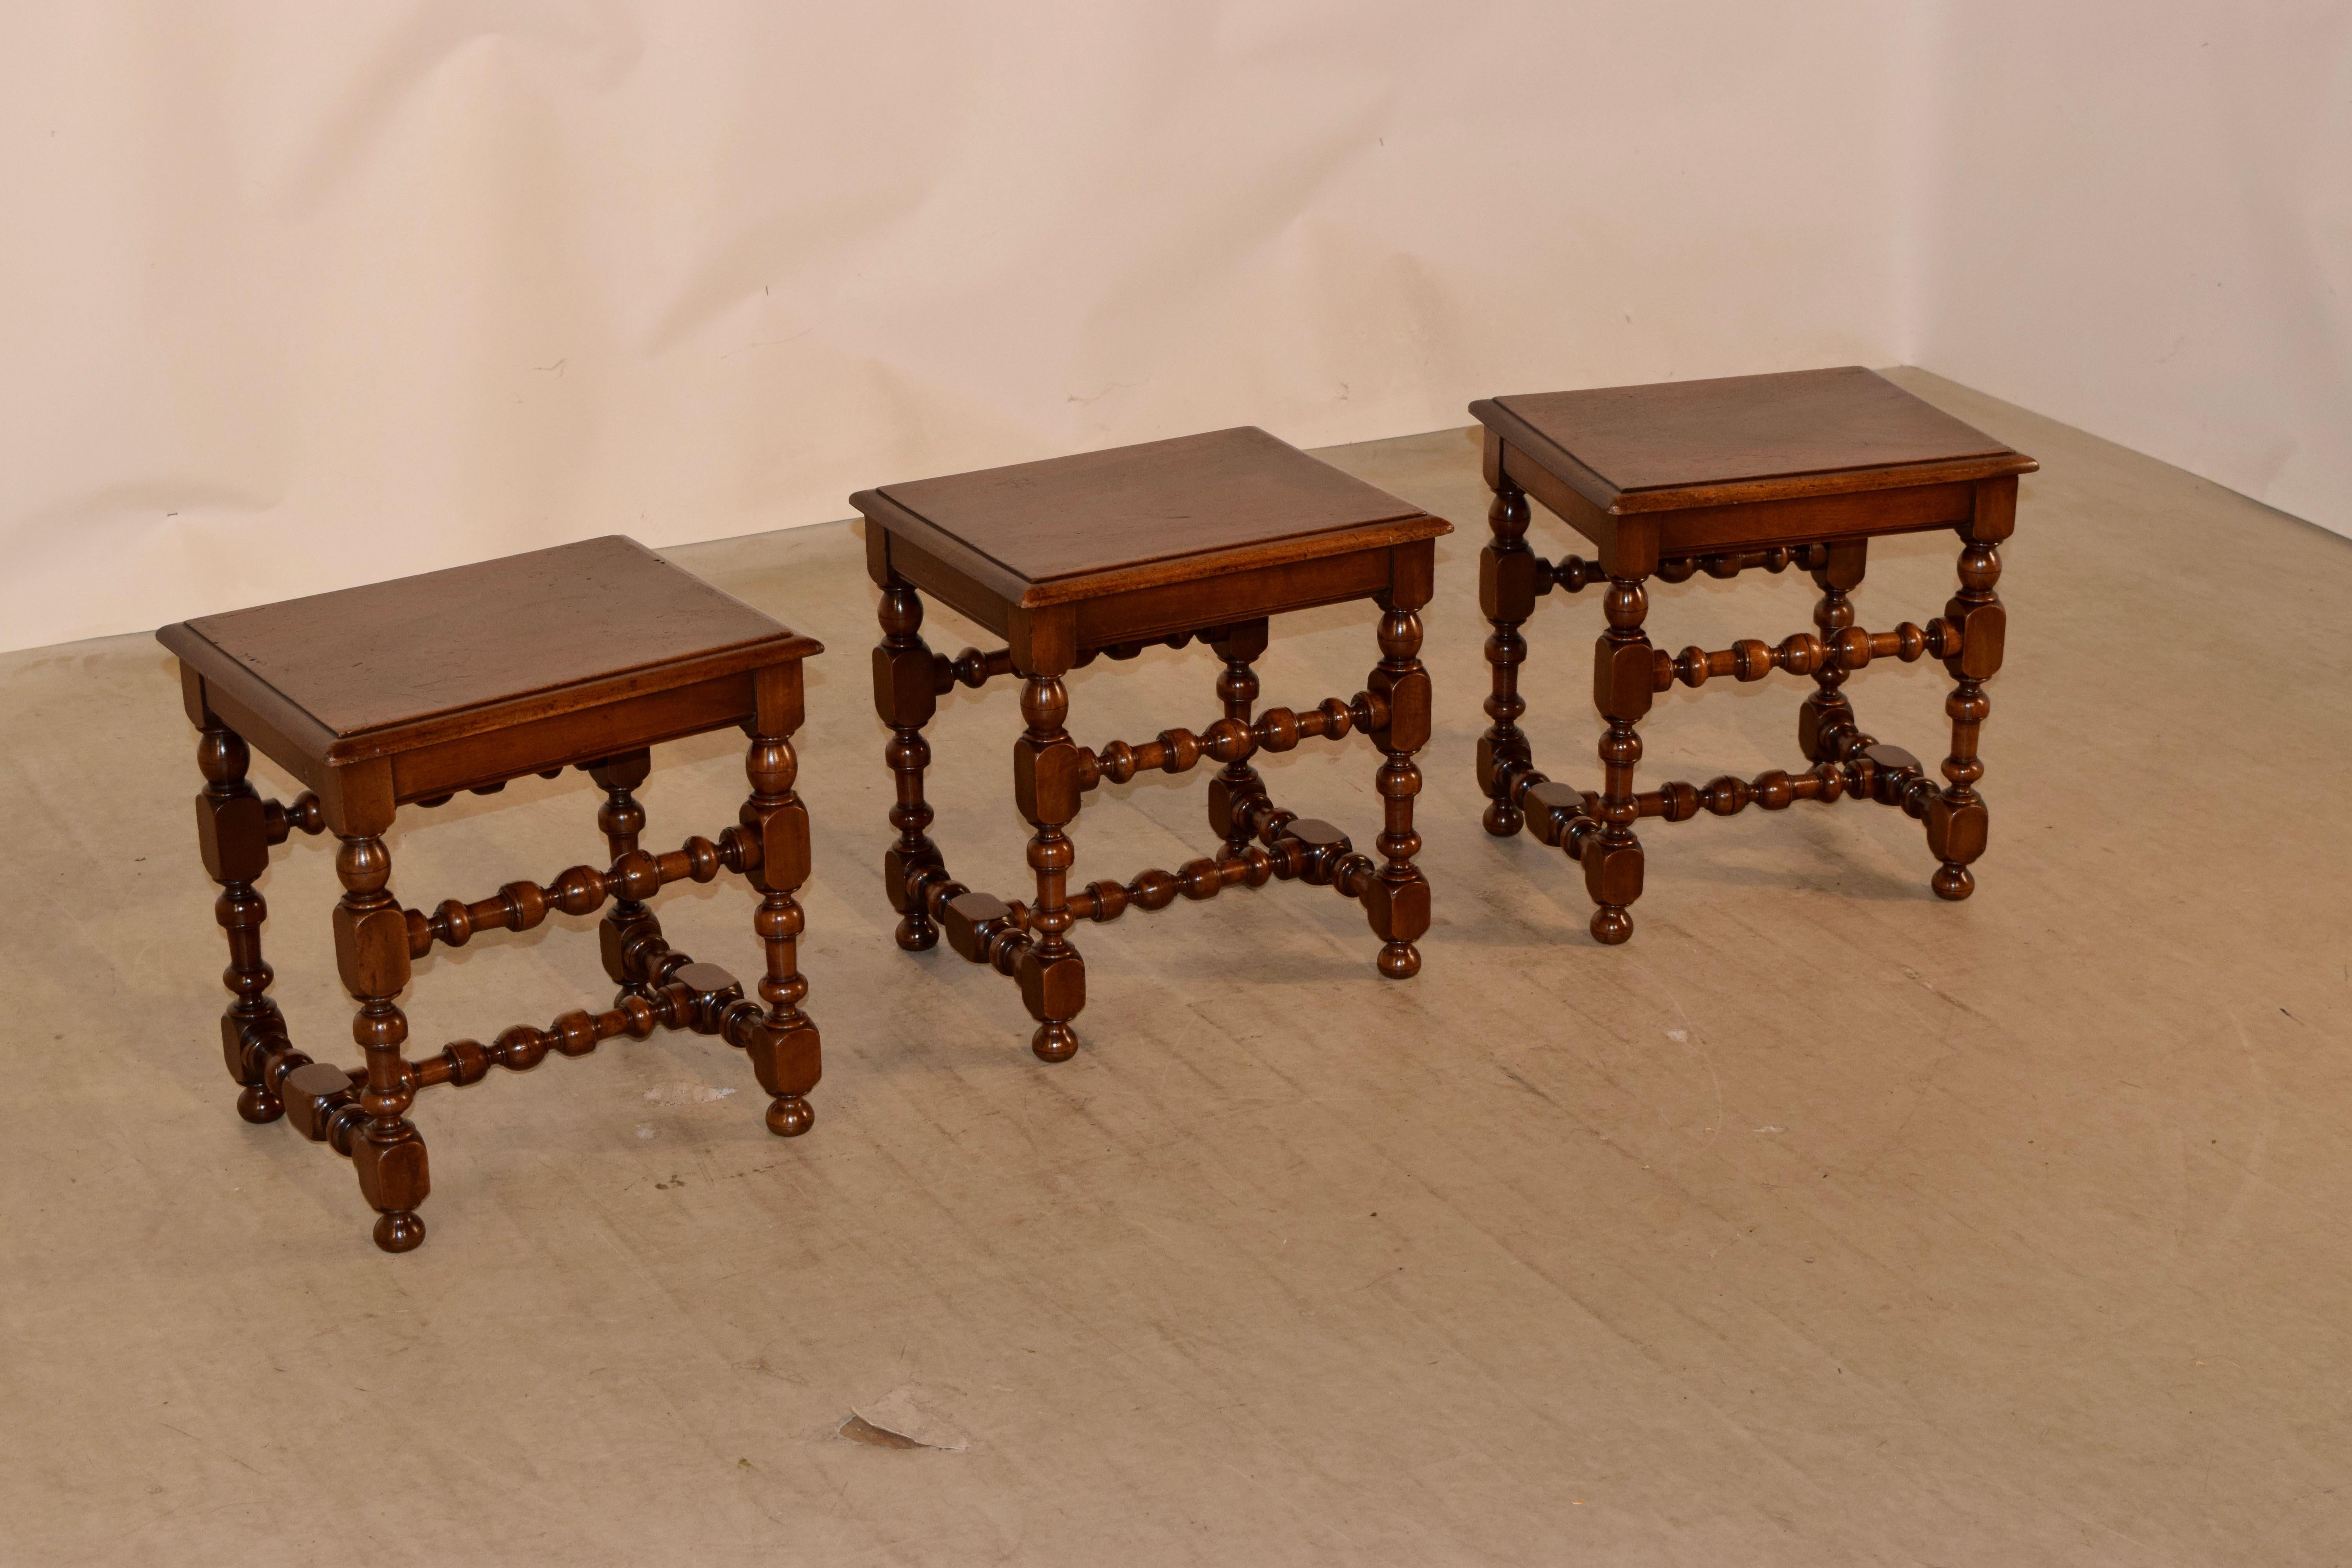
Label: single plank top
xmin=1474 ymin=367 xmax=2034 ymax=514
xmin=858 ymin=426 xmax=1444 ymax=597
xmin=158 ymin=535 xmax=815 ymax=743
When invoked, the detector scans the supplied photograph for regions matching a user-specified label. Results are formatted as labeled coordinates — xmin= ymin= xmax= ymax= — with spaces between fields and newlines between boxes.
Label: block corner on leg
xmin=746 ymin=1017 xmax=822 ymax=1101
xmin=1207 ymin=772 xmax=1269 ymax=846
xmin=352 ymin=1130 xmax=430 ymax=1252
xmin=1797 ymin=692 xmax=1853 ymax=764
xmin=1926 ymin=794 xmax=1989 ymax=900
xmin=195 ymin=789 xmax=270 ymax=884
xmin=1924 ymin=794 xmax=1989 ymax=867
xmin=1360 ymin=872 xmax=1430 ymax=949
xmin=1581 ymin=835 xmax=1644 ymax=941
xmin=883 ymin=842 xmax=944 ymax=914
xmin=600 ymin=910 xmax=666 ymax=988
xmin=943 ymin=891 xmax=1014 ymax=964
xmin=1475 ymin=736 xmax=1531 ymax=836
xmin=1015 ymin=945 xmax=1084 ymax=1026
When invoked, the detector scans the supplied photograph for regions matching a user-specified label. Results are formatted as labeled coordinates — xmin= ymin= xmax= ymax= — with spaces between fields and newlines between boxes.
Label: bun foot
xmin=372 ymin=1211 xmax=426 ymax=1254
xmin=1590 ymin=906 xmax=1633 ymax=945
xmin=1481 ymin=800 xmax=1524 ymax=838
xmin=766 ymin=1094 xmax=814 ymax=1136
xmin=894 ymin=916 xmax=938 ymax=952
xmin=1031 ymin=1022 xmax=1078 ymax=1063
xmin=1377 ymin=941 xmax=1421 ymax=979
xmin=1931 ymin=863 xmax=1975 ymax=901
xmin=236 ymin=1085 xmax=284 ymax=1124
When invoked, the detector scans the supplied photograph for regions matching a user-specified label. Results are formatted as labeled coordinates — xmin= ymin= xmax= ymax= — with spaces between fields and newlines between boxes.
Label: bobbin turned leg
xmin=1587 ymin=575 xmax=1652 ymax=944
xmin=1798 ymin=542 xmax=1870 ymax=762
xmin=875 ymin=579 xmax=945 ymax=951
xmin=329 ymin=804 xmax=428 ymax=1254
xmin=1478 ymin=481 xmax=1538 ymax=836
xmin=741 ymin=666 xmax=820 ymax=1134
xmin=1364 ymin=564 xmax=1433 ymax=978
xmin=590 ymin=750 xmax=663 ymax=1003
xmin=194 ymin=720 xmax=287 ymax=1123
xmin=1014 ymin=666 xmax=1085 ymax=1061
xmin=1207 ymin=619 xmax=1271 ymax=859
xmin=1929 ymin=488 xmax=2009 ymax=899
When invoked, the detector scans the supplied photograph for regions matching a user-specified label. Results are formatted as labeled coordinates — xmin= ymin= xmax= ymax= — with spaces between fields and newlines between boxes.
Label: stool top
xmin=852 ymin=426 xmax=1449 ymax=608
xmin=1472 ymin=367 xmax=2035 ymax=515
xmin=158 ymin=535 xmax=819 ymax=762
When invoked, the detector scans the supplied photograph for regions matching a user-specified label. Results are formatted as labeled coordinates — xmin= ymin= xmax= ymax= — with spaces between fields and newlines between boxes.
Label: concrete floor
xmin=4 ymin=371 xmax=2348 ymax=1565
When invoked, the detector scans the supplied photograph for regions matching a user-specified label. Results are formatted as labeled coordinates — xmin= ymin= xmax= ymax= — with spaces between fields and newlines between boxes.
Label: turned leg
xmin=1364 ymin=593 xmax=1432 ymax=978
xmin=590 ymin=750 xmax=662 ymax=1001
xmin=1798 ymin=542 xmax=1871 ymax=762
xmin=1207 ymin=619 xmax=1271 ymax=859
xmin=1587 ymin=575 xmax=1652 ymax=944
xmin=332 ymin=826 xmax=428 ymax=1253
xmin=194 ymin=721 xmax=286 ymax=1123
xmin=1478 ymin=481 xmax=1538 ymax=835
xmin=740 ymin=719 xmax=819 ymax=1134
xmin=874 ymin=579 xmax=945 ymax=951
xmin=1930 ymin=534 xmax=2005 ymax=899
xmin=1014 ymin=669 xmax=1084 ymax=1061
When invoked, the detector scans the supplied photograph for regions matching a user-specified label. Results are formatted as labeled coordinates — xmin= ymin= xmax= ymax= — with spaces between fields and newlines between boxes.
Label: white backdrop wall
xmin=5 ymin=3 xmax=2344 ymax=654
xmin=1911 ymin=1 xmax=2352 ymax=542
xmin=0 ymin=2 xmax=1913 ymax=650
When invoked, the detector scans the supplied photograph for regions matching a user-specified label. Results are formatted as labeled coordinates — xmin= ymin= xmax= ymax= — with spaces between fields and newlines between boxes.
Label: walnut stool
xmin=853 ymin=427 xmax=1452 ymax=1061
xmin=158 ymin=536 xmax=824 ymax=1252
xmin=1470 ymin=368 xmax=2036 ymax=942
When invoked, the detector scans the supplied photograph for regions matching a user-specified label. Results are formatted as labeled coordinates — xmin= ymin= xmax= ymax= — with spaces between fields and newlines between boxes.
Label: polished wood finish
xmin=1471 ymin=368 xmax=2034 ymax=941
xmin=160 ymin=536 xmax=824 ymax=1252
xmin=160 ymin=536 xmax=802 ymax=769
xmin=862 ymin=426 xmax=1435 ymax=605
xmin=1481 ymin=366 xmax=2025 ymax=509
xmin=856 ymin=428 xmax=1450 ymax=1060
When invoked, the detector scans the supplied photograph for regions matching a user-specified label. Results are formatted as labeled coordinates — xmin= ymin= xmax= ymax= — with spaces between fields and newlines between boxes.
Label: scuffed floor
xmin=4 ymin=372 xmax=2348 ymax=1564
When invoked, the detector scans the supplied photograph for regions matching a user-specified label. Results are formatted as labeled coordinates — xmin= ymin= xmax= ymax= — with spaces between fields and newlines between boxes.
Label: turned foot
xmin=766 ymin=1094 xmax=815 ymax=1136
xmin=1481 ymin=799 xmax=1524 ymax=837
xmin=1377 ymin=940 xmax=1421 ymax=979
xmin=1032 ymin=1022 xmax=1078 ymax=1063
xmin=1932 ymin=863 xmax=1975 ymax=900
xmin=372 ymin=1211 xmax=426 ymax=1253
xmin=894 ymin=914 xmax=938 ymax=952
xmin=1590 ymin=906 xmax=1633 ymax=945
xmin=236 ymin=1084 xmax=284 ymax=1123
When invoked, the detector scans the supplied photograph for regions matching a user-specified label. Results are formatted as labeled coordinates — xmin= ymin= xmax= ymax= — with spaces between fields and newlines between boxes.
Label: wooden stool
xmin=852 ymin=427 xmax=1452 ymax=1060
xmin=1469 ymin=368 xmax=2036 ymax=942
xmin=157 ymin=536 xmax=824 ymax=1252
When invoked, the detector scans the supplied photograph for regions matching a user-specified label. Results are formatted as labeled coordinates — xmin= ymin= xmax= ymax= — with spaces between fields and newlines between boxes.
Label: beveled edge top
xmin=158 ymin=535 xmax=821 ymax=767
xmin=1472 ymin=367 xmax=2038 ymax=516
xmin=851 ymin=426 xmax=1451 ymax=610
